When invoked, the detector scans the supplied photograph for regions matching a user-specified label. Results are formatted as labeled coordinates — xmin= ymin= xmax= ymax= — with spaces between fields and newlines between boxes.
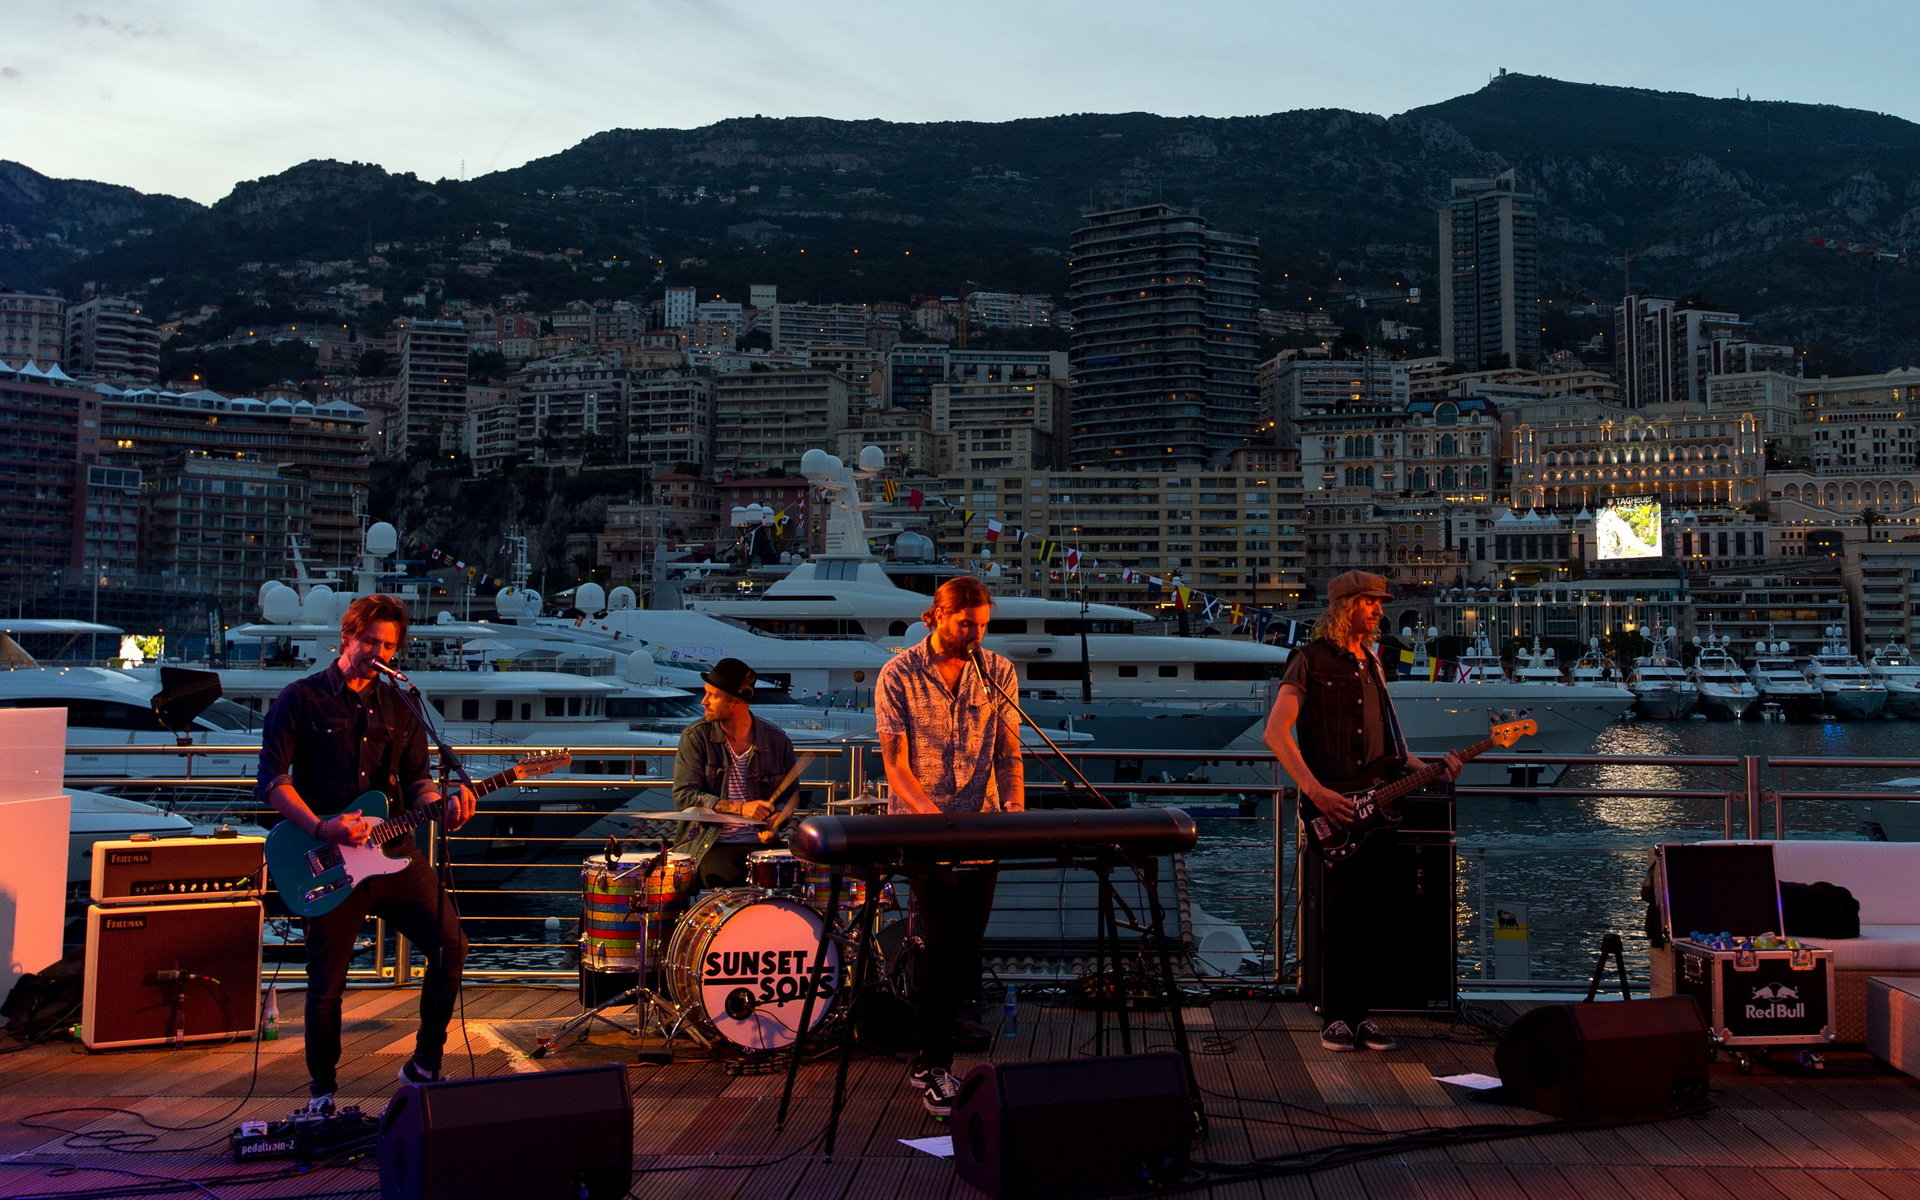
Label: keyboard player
xmin=874 ymin=576 xmax=1024 ymax=1118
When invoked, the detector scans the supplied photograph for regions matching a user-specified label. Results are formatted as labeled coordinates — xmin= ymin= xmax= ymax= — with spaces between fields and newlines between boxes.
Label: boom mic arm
xmin=970 ymin=648 xmax=1117 ymax=810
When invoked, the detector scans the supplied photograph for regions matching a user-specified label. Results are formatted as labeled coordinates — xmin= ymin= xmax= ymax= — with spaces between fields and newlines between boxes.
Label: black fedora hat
xmin=701 ymin=658 xmax=757 ymax=701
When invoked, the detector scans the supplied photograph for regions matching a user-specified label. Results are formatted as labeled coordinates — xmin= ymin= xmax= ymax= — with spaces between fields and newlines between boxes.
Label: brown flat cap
xmin=1327 ymin=570 xmax=1392 ymax=603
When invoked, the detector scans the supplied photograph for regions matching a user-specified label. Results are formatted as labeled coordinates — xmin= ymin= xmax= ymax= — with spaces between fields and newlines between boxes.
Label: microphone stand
xmin=970 ymin=650 xmax=1205 ymax=1126
xmin=378 ymin=671 xmax=476 ymax=890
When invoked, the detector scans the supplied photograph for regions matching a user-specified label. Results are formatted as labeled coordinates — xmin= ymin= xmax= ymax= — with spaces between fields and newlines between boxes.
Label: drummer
xmin=671 ymin=658 xmax=798 ymax=888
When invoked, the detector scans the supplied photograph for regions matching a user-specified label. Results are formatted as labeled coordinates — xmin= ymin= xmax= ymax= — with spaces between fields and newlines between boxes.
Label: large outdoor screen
xmin=1596 ymin=496 xmax=1663 ymax=560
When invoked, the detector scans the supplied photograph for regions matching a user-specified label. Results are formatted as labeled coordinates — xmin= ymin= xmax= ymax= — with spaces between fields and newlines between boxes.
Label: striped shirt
xmin=874 ymin=640 xmax=1021 ymax=815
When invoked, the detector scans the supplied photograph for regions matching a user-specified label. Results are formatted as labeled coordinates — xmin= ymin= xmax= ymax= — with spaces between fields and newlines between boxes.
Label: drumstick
xmin=757 ymin=761 xmax=809 ymax=843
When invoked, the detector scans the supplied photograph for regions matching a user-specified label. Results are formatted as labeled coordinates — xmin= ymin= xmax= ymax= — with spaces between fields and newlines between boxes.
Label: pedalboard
xmin=231 ymin=1107 xmax=379 ymax=1164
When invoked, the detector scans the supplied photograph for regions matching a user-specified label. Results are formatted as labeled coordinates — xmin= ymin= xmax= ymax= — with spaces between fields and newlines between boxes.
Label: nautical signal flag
xmin=985 ymin=520 xmax=1003 ymax=542
xmin=882 ymin=478 xmax=899 ymax=502
xmin=1064 ymin=548 xmax=1081 ymax=574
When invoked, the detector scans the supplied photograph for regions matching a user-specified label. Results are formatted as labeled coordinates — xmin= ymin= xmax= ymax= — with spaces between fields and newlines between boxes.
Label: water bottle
xmin=261 ymin=986 xmax=280 ymax=1041
xmin=1002 ymin=983 xmax=1018 ymax=1038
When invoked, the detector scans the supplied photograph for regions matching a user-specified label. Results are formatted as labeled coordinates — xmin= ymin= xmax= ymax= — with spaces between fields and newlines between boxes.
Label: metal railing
xmin=66 ymin=741 xmax=1912 ymax=995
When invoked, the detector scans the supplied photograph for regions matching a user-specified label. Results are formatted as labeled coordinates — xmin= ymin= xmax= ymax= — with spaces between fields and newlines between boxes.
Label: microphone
xmin=153 ymin=969 xmax=212 ymax=985
xmin=369 ymin=659 xmax=411 ymax=684
xmin=724 ymin=988 xmax=760 ymax=1020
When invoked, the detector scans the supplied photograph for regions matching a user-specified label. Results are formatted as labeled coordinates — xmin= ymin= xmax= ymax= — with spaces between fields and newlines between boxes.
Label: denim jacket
xmin=670 ymin=716 xmax=797 ymax=861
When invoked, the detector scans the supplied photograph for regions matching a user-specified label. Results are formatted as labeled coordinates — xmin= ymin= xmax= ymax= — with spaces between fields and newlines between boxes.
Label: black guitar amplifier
xmin=90 ymin=834 xmax=267 ymax=906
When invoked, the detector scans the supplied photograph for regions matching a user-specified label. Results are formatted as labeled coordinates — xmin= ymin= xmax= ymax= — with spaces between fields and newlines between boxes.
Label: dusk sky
xmin=6 ymin=1 xmax=1918 ymax=207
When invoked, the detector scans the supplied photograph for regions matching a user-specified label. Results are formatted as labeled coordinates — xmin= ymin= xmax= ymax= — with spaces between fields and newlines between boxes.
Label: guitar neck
xmin=367 ymin=767 xmax=519 ymax=847
xmin=1371 ymin=734 xmax=1499 ymax=808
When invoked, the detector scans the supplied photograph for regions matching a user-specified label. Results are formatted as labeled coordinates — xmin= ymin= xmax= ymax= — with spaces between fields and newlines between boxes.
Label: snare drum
xmin=745 ymin=847 xmax=806 ymax=892
xmin=665 ymin=888 xmax=840 ymax=1051
xmin=580 ymin=851 xmax=697 ymax=973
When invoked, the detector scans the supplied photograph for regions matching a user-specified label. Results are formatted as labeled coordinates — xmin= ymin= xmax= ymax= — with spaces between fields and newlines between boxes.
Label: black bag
xmin=1779 ymin=880 xmax=1861 ymax=939
xmin=1 ymin=952 xmax=84 ymax=1043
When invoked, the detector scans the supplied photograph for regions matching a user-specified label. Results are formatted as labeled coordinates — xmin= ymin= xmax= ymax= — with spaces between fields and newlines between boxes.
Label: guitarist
xmin=671 ymin=657 xmax=798 ymax=888
xmin=1263 ymin=571 xmax=1459 ymax=1054
xmin=255 ymin=594 xmax=474 ymax=1116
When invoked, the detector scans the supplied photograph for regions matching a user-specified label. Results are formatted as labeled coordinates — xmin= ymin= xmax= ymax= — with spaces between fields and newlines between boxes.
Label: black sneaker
xmin=1319 ymin=1020 xmax=1359 ymax=1051
xmin=1355 ymin=1019 xmax=1399 ymax=1051
xmin=398 ymin=1059 xmax=441 ymax=1085
xmin=916 ymin=1066 xmax=962 ymax=1118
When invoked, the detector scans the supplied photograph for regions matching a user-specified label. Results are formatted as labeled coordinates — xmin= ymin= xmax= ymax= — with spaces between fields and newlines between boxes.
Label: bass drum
xmin=665 ymin=889 xmax=841 ymax=1052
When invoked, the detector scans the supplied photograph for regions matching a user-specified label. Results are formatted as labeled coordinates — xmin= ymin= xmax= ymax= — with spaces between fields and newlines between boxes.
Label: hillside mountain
xmin=5 ymin=74 xmax=1919 ymax=369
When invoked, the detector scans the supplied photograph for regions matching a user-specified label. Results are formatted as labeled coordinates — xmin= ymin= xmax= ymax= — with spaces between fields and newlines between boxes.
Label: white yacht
xmin=1508 ymin=636 xmax=1562 ymax=684
xmin=1748 ymin=639 xmax=1821 ymax=723
xmin=1689 ymin=634 xmax=1759 ymax=722
xmin=1626 ymin=627 xmax=1699 ymax=721
xmin=689 ymin=449 xmax=1632 ymax=785
xmin=1865 ymin=640 xmax=1920 ymax=718
xmin=1568 ymin=638 xmax=1624 ymax=687
xmin=1803 ymin=625 xmax=1889 ymax=720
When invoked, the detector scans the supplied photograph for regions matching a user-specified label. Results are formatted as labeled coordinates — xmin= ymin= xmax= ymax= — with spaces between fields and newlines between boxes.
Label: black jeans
xmin=302 ymin=851 xmax=466 ymax=1096
xmin=695 ymin=842 xmax=755 ymax=890
xmin=907 ymin=866 xmax=998 ymax=1070
xmin=1315 ymin=830 xmax=1398 ymax=1028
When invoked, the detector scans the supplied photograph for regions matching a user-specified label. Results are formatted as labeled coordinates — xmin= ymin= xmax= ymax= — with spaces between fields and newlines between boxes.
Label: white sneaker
xmin=298 ymin=1094 xmax=335 ymax=1118
xmin=398 ymin=1059 xmax=441 ymax=1085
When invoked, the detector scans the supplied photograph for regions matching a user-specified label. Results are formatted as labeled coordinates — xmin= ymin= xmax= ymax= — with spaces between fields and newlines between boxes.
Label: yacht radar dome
xmin=857 ymin=445 xmax=887 ymax=473
xmin=607 ymin=586 xmax=637 ymax=611
xmin=365 ymin=522 xmax=398 ymax=556
xmin=574 ymin=582 xmax=607 ymax=613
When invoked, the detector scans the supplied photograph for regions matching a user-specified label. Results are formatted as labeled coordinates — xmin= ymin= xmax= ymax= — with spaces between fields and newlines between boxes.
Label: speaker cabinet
xmin=82 ymin=900 xmax=262 ymax=1049
xmin=951 ymin=1053 xmax=1193 ymax=1200
xmin=377 ymin=1063 xmax=632 ymax=1200
xmin=1299 ymin=832 xmax=1457 ymax=1015
xmin=1495 ymin=997 xmax=1709 ymax=1120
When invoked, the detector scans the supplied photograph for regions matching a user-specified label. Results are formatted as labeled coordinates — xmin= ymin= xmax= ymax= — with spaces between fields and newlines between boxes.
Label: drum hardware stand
xmin=540 ymin=838 xmax=713 ymax=1062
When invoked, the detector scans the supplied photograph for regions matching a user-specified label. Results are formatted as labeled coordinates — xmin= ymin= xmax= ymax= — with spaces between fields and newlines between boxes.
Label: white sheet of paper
xmin=900 ymin=1136 xmax=954 ymax=1158
xmin=1435 ymin=1072 xmax=1504 ymax=1090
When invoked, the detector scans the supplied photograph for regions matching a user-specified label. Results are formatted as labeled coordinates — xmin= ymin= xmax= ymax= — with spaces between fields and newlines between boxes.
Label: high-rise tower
xmin=1438 ymin=170 xmax=1539 ymax=370
xmin=1068 ymin=205 xmax=1260 ymax=466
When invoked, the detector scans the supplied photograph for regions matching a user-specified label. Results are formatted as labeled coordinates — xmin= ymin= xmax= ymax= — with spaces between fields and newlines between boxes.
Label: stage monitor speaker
xmin=82 ymin=900 xmax=262 ymax=1049
xmin=1298 ymin=832 xmax=1456 ymax=1015
xmin=951 ymin=1053 xmax=1193 ymax=1200
xmin=89 ymin=835 xmax=266 ymax=905
xmin=377 ymin=1063 xmax=632 ymax=1200
xmin=1495 ymin=996 xmax=1709 ymax=1121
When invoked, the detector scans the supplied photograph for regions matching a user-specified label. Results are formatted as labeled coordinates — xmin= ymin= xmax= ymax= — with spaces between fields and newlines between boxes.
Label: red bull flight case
xmin=1669 ymin=938 xmax=1835 ymax=1061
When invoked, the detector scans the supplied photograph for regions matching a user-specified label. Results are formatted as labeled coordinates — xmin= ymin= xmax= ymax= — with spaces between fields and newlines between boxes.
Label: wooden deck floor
xmin=4 ymin=984 xmax=1920 ymax=1199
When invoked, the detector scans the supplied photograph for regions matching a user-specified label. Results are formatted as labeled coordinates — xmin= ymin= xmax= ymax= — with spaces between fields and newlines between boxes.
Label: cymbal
xmin=626 ymin=807 xmax=752 ymax=826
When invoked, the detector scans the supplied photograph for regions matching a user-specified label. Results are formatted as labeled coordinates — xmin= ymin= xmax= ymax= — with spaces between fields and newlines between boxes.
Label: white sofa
xmin=1652 ymin=840 xmax=1920 ymax=1043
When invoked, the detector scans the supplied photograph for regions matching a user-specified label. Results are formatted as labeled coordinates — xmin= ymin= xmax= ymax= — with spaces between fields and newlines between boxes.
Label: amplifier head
xmin=90 ymin=834 xmax=267 ymax=905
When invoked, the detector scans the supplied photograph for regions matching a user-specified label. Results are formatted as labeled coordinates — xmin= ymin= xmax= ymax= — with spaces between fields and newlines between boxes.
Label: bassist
xmin=256 ymin=594 xmax=474 ymax=1115
xmin=1263 ymin=571 xmax=1459 ymax=1053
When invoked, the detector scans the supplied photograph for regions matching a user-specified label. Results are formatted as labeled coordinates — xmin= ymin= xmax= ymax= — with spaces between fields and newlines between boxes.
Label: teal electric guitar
xmin=265 ymin=750 xmax=570 ymax=917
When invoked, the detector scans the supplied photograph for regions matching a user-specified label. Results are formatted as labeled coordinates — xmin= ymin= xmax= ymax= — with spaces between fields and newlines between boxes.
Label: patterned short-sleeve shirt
xmin=874 ymin=640 xmax=1021 ymax=815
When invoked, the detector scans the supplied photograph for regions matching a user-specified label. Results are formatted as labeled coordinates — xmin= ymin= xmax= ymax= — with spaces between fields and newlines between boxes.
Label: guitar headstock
xmin=511 ymin=749 xmax=572 ymax=780
xmin=1490 ymin=718 xmax=1538 ymax=748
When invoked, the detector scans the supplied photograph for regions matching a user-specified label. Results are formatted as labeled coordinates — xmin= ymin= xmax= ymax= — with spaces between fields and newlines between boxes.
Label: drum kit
xmin=544 ymin=802 xmax=898 ymax=1061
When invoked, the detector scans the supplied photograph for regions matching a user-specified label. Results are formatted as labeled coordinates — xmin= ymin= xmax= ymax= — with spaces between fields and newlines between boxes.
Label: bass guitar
xmin=265 ymin=749 xmax=571 ymax=917
xmin=1302 ymin=719 xmax=1534 ymax=864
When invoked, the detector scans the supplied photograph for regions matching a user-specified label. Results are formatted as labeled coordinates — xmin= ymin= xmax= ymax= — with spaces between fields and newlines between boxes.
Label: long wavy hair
xmin=1314 ymin=595 xmax=1380 ymax=649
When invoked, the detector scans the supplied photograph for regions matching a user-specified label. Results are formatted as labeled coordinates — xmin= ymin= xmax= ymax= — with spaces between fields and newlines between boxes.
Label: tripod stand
xmin=539 ymin=842 xmax=712 ymax=1061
